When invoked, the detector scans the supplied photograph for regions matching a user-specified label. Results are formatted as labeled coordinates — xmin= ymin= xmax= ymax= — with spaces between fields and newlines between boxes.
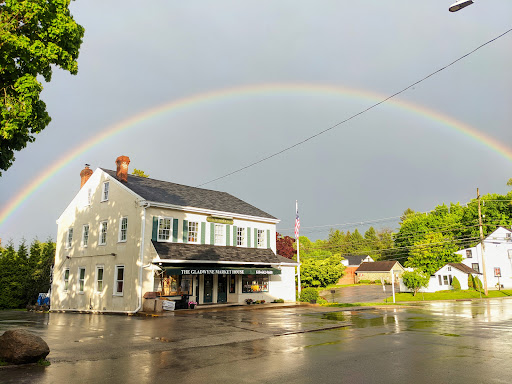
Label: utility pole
xmin=477 ymin=188 xmax=488 ymax=296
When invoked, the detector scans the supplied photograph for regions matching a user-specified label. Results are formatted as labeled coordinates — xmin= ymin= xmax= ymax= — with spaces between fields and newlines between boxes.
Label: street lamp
xmin=449 ymin=0 xmax=474 ymax=12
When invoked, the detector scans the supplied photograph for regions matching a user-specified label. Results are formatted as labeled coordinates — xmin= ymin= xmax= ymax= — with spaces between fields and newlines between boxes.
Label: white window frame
xmin=237 ymin=227 xmax=246 ymax=247
xmin=95 ymin=265 xmax=104 ymax=293
xmin=257 ymin=229 xmax=265 ymax=248
xmin=214 ymin=224 xmax=225 ymax=246
xmin=118 ymin=217 xmax=128 ymax=242
xmin=78 ymin=267 xmax=86 ymax=294
xmin=82 ymin=224 xmax=89 ymax=247
xmin=101 ymin=181 xmax=110 ymax=202
xmin=99 ymin=221 xmax=108 ymax=245
xmin=188 ymin=221 xmax=199 ymax=243
xmin=63 ymin=268 xmax=70 ymax=292
xmin=114 ymin=265 xmax=125 ymax=296
xmin=158 ymin=217 xmax=172 ymax=242
xmin=66 ymin=227 xmax=73 ymax=249
xmin=466 ymin=249 xmax=472 ymax=258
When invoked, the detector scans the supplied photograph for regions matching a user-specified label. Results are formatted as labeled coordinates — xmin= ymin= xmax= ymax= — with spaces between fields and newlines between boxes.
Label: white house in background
xmin=456 ymin=227 xmax=512 ymax=289
xmin=399 ymin=263 xmax=481 ymax=293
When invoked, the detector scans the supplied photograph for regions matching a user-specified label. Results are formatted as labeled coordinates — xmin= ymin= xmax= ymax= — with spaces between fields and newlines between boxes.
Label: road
xmin=1 ymin=299 xmax=512 ymax=384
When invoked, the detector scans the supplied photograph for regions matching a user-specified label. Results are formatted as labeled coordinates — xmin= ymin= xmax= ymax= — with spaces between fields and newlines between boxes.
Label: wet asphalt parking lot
xmin=1 ymin=299 xmax=512 ymax=384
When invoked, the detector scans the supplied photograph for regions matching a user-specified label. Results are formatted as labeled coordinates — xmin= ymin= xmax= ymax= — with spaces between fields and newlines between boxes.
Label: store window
xmin=229 ymin=276 xmax=236 ymax=293
xmin=158 ymin=217 xmax=172 ymax=241
xmin=64 ymin=268 xmax=70 ymax=291
xmin=161 ymin=275 xmax=192 ymax=296
xmin=242 ymin=275 xmax=269 ymax=293
xmin=237 ymin=227 xmax=246 ymax=246
xmin=188 ymin=221 xmax=199 ymax=243
xmin=78 ymin=267 xmax=85 ymax=293
xmin=114 ymin=265 xmax=124 ymax=296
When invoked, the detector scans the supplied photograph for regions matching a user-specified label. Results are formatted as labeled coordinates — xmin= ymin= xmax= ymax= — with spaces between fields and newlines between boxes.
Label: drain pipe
xmin=133 ymin=201 xmax=150 ymax=314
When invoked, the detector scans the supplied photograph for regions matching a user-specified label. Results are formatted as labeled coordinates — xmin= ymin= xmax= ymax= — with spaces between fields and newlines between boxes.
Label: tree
xmin=451 ymin=276 xmax=461 ymax=290
xmin=401 ymin=270 xmax=430 ymax=296
xmin=405 ymin=232 xmax=462 ymax=276
xmin=301 ymin=254 xmax=345 ymax=287
xmin=276 ymin=233 xmax=295 ymax=259
xmin=132 ymin=168 xmax=149 ymax=178
xmin=0 ymin=0 xmax=84 ymax=174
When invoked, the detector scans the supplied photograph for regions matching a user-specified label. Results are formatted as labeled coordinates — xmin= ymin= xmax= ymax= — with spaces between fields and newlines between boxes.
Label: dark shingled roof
xmin=445 ymin=263 xmax=481 ymax=275
xmin=356 ymin=261 xmax=400 ymax=272
xmin=152 ymin=241 xmax=295 ymax=265
xmin=343 ymin=255 xmax=371 ymax=266
xmin=101 ymin=169 xmax=276 ymax=219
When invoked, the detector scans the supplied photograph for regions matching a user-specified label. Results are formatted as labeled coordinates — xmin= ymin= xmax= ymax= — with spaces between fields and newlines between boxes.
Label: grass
xmin=388 ymin=289 xmax=512 ymax=302
xmin=0 ymin=359 xmax=8 ymax=366
xmin=37 ymin=358 xmax=51 ymax=367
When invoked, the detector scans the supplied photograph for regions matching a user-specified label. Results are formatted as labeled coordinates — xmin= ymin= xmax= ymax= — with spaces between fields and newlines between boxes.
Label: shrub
xmin=468 ymin=275 xmax=474 ymax=289
xmin=299 ymin=287 xmax=319 ymax=303
xmin=273 ymin=298 xmax=285 ymax=303
xmin=474 ymin=276 xmax=483 ymax=291
xmin=451 ymin=276 xmax=461 ymax=290
xmin=402 ymin=270 xmax=430 ymax=296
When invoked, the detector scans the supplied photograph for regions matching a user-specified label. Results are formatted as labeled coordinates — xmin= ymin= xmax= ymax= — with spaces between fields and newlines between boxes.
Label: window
xmin=78 ymin=267 xmax=85 ymax=293
xmin=443 ymin=275 xmax=449 ymax=285
xmin=82 ymin=225 xmax=89 ymax=247
xmin=119 ymin=217 xmax=128 ymax=242
xmin=449 ymin=275 xmax=453 ymax=285
xmin=506 ymin=233 xmax=511 ymax=241
xmin=161 ymin=275 xmax=192 ymax=296
xmin=229 ymin=275 xmax=236 ymax=293
xmin=96 ymin=266 xmax=104 ymax=292
xmin=472 ymin=263 xmax=480 ymax=273
xmin=447 ymin=266 xmax=452 ymax=271
xmin=257 ymin=229 xmax=265 ymax=248
xmin=214 ymin=224 xmax=224 ymax=245
xmin=66 ymin=228 xmax=73 ymax=249
xmin=101 ymin=181 xmax=109 ymax=202
xmin=438 ymin=275 xmax=442 ymax=285
xmin=466 ymin=249 xmax=472 ymax=258
xmin=64 ymin=268 xmax=70 ymax=291
xmin=99 ymin=221 xmax=108 ymax=245
xmin=158 ymin=218 xmax=172 ymax=241
xmin=242 ymin=275 xmax=269 ymax=293
xmin=87 ymin=188 xmax=92 ymax=205
xmin=188 ymin=221 xmax=199 ymax=243
xmin=114 ymin=266 xmax=124 ymax=295
xmin=237 ymin=227 xmax=246 ymax=246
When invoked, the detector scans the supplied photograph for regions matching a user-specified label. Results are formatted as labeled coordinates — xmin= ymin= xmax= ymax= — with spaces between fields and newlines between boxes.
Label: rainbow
xmin=1 ymin=83 xmax=512 ymax=231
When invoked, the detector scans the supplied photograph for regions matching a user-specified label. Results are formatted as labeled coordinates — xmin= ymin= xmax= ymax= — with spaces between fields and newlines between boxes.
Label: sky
xmin=1 ymin=0 xmax=512 ymax=246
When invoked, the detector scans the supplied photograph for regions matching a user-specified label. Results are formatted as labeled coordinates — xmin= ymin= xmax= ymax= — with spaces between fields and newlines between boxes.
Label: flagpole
xmin=296 ymin=200 xmax=301 ymax=296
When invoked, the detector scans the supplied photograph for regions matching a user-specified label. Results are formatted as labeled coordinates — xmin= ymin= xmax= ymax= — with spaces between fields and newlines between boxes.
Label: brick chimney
xmin=116 ymin=156 xmax=130 ymax=182
xmin=80 ymin=164 xmax=93 ymax=189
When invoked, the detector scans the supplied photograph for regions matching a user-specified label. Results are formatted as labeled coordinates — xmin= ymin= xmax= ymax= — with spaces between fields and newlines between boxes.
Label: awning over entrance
xmin=159 ymin=266 xmax=281 ymax=275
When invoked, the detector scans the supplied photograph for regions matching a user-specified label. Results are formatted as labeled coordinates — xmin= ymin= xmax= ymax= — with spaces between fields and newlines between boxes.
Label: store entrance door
xmin=203 ymin=275 xmax=213 ymax=303
xmin=217 ymin=275 xmax=227 ymax=303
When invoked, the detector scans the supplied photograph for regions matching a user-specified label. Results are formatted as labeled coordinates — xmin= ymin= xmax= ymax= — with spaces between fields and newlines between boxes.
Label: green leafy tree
xmin=301 ymin=254 xmax=345 ymax=287
xmin=405 ymin=232 xmax=462 ymax=276
xmin=401 ymin=270 xmax=430 ymax=296
xmin=451 ymin=276 xmax=461 ymax=290
xmin=0 ymin=0 xmax=84 ymax=174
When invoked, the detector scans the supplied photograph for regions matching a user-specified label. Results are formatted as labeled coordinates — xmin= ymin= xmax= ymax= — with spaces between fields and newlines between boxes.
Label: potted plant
xmin=188 ymin=301 xmax=197 ymax=309
xmin=245 ymin=298 xmax=253 ymax=305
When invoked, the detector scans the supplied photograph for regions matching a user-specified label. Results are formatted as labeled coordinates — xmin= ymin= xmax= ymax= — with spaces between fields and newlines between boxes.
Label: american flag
xmin=294 ymin=201 xmax=300 ymax=239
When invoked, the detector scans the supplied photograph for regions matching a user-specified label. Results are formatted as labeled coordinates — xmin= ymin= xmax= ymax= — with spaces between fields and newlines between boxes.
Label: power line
xmin=197 ymin=28 xmax=512 ymax=187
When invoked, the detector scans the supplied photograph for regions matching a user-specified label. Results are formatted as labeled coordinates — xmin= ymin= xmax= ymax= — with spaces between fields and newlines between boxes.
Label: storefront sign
xmin=206 ymin=216 xmax=234 ymax=225
xmin=160 ymin=266 xmax=281 ymax=275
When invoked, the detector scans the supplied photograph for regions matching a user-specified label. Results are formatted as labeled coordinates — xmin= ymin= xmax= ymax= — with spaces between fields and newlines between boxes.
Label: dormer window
xmin=214 ymin=224 xmax=225 ymax=245
xmin=158 ymin=218 xmax=172 ymax=241
xmin=101 ymin=181 xmax=110 ymax=202
xmin=257 ymin=229 xmax=265 ymax=248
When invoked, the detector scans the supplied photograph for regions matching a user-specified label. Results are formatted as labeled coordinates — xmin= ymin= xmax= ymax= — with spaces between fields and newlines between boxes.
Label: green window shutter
xmin=183 ymin=220 xmax=188 ymax=243
xmin=152 ymin=217 xmax=158 ymax=241
xmin=233 ymin=226 xmax=237 ymax=246
xmin=201 ymin=222 xmax=206 ymax=244
xmin=247 ymin=227 xmax=251 ymax=248
xmin=226 ymin=225 xmax=230 ymax=246
xmin=173 ymin=219 xmax=179 ymax=242
xmin=267 ymin=229 xmax=271 ymax=249
xmin=254 ymin=228 xmax=258 ymax=248
xmin=210 ymin=223 xmax=215 ymax=245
